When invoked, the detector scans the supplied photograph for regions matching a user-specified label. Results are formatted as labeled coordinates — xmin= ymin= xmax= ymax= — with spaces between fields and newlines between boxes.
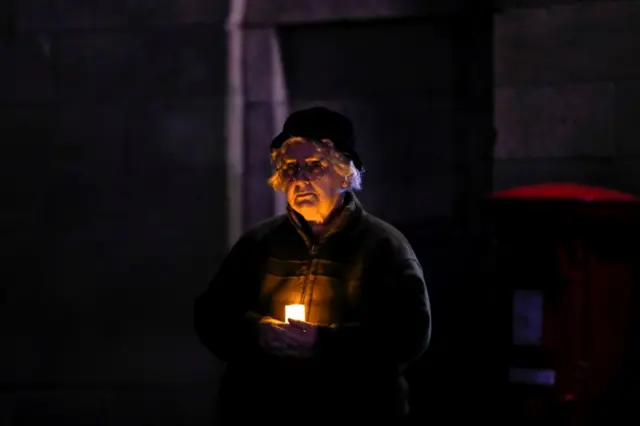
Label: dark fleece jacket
xmin=194 ymin=192 xmax=431 ymax=424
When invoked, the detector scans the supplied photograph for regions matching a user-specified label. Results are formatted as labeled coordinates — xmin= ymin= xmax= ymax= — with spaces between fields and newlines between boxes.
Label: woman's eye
xmin=280 ymin=164 xmax=295 ymax=175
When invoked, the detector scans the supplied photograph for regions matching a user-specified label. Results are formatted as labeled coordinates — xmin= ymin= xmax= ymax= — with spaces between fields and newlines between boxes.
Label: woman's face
xmin=279 ymin=141 xmax=344 ymax=223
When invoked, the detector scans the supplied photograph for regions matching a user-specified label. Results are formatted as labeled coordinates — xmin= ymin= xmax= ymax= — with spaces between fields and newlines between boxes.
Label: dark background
xmin=1 ymin=0 xmax=639 ymax=424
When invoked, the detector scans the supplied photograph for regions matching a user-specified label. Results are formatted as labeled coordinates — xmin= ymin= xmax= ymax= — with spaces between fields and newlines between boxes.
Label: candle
xmin=285 ymin=304 xmax=305 ymax=323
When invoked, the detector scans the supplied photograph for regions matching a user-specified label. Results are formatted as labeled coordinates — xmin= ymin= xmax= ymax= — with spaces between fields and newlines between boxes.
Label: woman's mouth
xmin=294 ymin=193 xmax=317 ymax=201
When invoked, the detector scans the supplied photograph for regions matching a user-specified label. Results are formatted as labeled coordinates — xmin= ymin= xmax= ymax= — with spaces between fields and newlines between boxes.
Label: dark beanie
xmin=270 ymin=106 xmax=363 ymax=171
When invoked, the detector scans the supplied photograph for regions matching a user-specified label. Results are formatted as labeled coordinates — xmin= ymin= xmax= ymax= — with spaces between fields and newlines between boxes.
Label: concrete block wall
xmin=494 ymin=0 xmax=640 ymax=195
xmin=1 ymin=1 xmax=229 ymax=425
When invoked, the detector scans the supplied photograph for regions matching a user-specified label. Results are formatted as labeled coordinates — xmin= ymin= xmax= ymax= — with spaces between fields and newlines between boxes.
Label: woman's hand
xmin=258 ymin=317 xmax=293 ymax=354
xmin=283 ymin=319 xmax=318 ymax=358
xmin=258 ymin=317 xmax=318 ymax=358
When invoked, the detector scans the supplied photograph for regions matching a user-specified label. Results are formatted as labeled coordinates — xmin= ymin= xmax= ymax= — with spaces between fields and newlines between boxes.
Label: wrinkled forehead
xmin=279 ymin=138 xmax=331 ymax=162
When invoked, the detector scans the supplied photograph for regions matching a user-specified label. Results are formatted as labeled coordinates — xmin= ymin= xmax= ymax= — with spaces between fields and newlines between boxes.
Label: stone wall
xmin=1 ymin=1 xmax=229 ymax=424
xmin=494 ymin=0 xmax=640 ymax=195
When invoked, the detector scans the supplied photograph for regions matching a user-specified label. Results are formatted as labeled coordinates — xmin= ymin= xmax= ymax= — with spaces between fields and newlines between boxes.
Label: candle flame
xmin=285 ymin=304 xmax=305 ymax=323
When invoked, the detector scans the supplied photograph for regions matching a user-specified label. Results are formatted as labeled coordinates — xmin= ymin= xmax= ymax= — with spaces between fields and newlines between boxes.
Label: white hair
xmin=268 ymin=137 xmax=363 ymax=192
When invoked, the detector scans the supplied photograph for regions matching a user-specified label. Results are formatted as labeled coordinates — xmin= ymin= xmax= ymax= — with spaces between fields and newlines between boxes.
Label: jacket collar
xmin=287 ymin=191 xmax=362 ymax=248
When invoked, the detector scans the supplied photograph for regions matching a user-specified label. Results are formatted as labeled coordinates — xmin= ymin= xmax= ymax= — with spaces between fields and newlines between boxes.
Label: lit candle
xmin=285 ymin=304 xmax=305 ymax=323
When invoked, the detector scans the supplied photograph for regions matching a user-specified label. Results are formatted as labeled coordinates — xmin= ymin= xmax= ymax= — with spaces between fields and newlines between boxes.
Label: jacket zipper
xmin=294 ymin=213 xmax=343 ymax=320
xmin=299 ymin=245 xmax=317 ymax=319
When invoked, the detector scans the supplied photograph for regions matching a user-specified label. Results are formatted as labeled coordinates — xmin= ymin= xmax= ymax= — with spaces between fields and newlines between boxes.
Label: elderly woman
xmin=194 ymin=107 xmax=431 ymax=425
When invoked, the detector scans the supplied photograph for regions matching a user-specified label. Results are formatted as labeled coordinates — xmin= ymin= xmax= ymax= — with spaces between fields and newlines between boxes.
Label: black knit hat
xmin=270 ymin=107 xmax=363 ymax=171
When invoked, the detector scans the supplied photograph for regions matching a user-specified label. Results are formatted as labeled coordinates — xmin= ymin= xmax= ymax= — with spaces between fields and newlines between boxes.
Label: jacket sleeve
xmin=313 ymin=256 xmax=431 ymax=364
xmin=194 ymin=232 xmax=265 ymax=362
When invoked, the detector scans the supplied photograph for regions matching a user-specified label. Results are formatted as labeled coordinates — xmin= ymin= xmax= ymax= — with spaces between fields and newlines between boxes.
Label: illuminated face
xmin=278 ymin=140 xmax=345 ymax=223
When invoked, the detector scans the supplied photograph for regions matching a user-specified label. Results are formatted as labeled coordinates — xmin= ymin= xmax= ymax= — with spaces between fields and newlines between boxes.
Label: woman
xmin=194 ymin=107 xmax=431 ymax=425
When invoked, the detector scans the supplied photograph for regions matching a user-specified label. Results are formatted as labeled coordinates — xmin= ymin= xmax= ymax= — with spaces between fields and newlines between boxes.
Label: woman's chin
xmin=293 ymin=205 xmax=321 ymax=221
xmin=293 ymin=199 xmax=317 ymax=209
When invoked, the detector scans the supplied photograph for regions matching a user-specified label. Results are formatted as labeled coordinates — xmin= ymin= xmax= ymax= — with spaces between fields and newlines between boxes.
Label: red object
xmin=488 ymin=182 xmax=639 ymax=424
xmin=491 ymin=182 xmax=639 ymax=203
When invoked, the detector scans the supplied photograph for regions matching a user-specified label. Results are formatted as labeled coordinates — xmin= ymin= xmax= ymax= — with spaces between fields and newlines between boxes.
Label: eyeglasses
xmin=278 ymin=160 xmax=328 ymax=181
